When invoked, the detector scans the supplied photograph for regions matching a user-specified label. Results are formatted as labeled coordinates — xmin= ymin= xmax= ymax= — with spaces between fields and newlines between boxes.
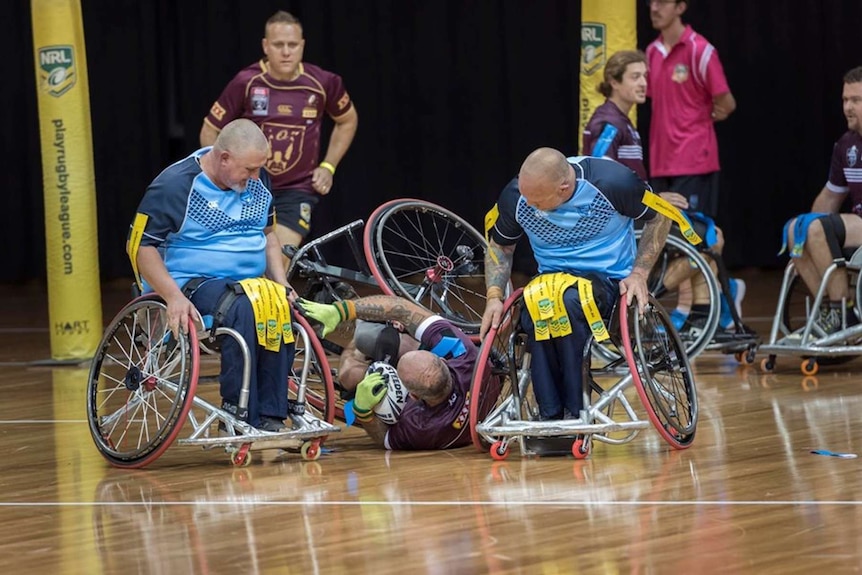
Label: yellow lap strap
xmin=238 ymin=278 xmax=295 ymax=352
xmin=523 ymin=273 xmax=609 ymax=342
xmin=641 ymin=191 xmax=702 ymax=246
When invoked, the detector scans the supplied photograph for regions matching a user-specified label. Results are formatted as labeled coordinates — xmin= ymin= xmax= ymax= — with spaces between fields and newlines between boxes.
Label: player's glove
xmin=352 ymin=371 xmax=388 ymax=422
xmin=297 ymin=299 xmax=356 ymax=338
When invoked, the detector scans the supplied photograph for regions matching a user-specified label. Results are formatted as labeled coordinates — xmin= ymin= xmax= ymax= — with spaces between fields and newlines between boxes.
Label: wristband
xmin=335 ymin=300 xmax=356 ymax=322
xmin=486 ymin=286 xmax=505 ymax=301
xmin=319 ymin=161 xmax=336 ymax=175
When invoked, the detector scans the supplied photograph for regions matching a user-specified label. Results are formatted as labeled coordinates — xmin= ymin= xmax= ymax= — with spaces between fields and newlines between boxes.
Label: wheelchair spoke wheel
xmin=469 ymin=289 xmax=531 ymax=451
xmin=638 ymin=232 xmax=721 ymax=359
xmin=364 ymin=199 xmax=503 ymax=334
xmin=620 ymin=296 xmax=697 ymax=449
xmin=87 ymin=298 xmax=199 ymax=468
xmin=287 ymin=311 xmax=337 ymax=426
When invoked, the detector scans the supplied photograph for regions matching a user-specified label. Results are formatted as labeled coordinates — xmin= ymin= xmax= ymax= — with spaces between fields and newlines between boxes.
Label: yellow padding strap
xmin=238 ymin=278 xmax=295 ymax=352
xmin=483 ymin=204 xmax=500 ymax=264
xmin=523 ymin=273 xmax=609 ymax=342
xmin=641 ymin=191 xmax=702 ymax=246
xmin=127 ymin=213 xmax=148 ymax=292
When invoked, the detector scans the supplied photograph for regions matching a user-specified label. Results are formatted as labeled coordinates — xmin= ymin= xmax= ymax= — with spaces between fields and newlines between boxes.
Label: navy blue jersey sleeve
xmin=132 ymin=160 xmax=197 ymax=247
xmin=581 ymin=158 xmax=656 ymax=221
xmin=487 ymin=177 xmax=523 ymax=246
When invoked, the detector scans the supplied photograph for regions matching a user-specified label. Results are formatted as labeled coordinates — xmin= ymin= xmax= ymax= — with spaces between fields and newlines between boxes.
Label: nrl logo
xmin=38 ymin=45 xmax=76 ymax=98
xmin=581 ymin=23 xmax=606 ymax=76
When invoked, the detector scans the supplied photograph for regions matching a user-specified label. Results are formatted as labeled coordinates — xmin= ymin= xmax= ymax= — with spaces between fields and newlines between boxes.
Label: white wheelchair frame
xmin=469 ymin=288 xmax=698 ymax=460
xmin=760 ymin=247 xmax=862 ymax=375
xmin=87 ymin=295 xmax=340 ymax=468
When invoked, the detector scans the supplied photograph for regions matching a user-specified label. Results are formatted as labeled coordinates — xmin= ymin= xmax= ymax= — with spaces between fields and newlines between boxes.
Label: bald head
xmin=213 ymin=118 xmax=269 ymax=157
xmin=207 ymin=119 xmax=269 ymax=192
xmin=397 ymin=350 xmax=452 ymax=405
xmin=518 ymin=147 xmax=574 ymax=211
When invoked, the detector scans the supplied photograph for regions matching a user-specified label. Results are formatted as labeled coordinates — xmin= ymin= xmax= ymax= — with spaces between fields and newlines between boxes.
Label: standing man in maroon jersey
xmin=201 ymin=10 xmax=358 ymax=267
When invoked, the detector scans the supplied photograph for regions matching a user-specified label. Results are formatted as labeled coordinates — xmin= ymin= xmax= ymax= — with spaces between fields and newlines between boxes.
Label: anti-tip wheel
xmin=572 ymin=437 xmax=590 ymax=460
xmin=231 ymin=444 xmax=252 ymax=467
xmin=800 ymin=358 xmax=819 ymax=376
xmin=301 ymin=441 xmax=321 ymax=461
xmin=490 ymin=440 xmax=510 ymax=461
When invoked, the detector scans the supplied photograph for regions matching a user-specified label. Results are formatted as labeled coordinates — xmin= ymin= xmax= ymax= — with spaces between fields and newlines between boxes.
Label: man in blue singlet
xmin=129 ymin=119 xmax=295 ymax=432
xmin=480 ymin=147 xmax=671 ymax=420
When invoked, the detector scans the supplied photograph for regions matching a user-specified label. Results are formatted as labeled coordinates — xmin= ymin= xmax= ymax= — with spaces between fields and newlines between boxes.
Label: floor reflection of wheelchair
xmin=469 ymin=288 xmax=698 ymax=460
xmin=287 ymin=198 xmax=510 ymax=422
xmin=759 ymin=248 xmax=862 ymax=375
xmin=86 ymin=295 xmax=339 ymax=468
xmin=639 ymin=230 xmax=760 ymax=363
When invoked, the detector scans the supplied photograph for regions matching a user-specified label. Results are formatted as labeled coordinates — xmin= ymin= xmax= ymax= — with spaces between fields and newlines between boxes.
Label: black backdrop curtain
xmin=7 ymin=0 xmax=862 ymax=282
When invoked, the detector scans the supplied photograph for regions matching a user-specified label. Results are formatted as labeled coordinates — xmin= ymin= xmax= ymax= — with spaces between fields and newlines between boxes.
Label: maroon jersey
xmin=827 ymin=130 xmax=862 ymax=215
xmin=204 ymin=61 xmax=353 ymax=192
xmin=384 ymin=317 xmax=498 ymax=450
xmin=582 ymin=100 xmax=647 ymax=180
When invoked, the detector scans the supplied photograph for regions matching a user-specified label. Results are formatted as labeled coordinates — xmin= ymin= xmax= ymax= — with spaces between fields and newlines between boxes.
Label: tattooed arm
xmin=619 ymin=214 xmax=672 ymax=312
xmin=352 ymin=295 xmax=435 ymax=338
xmin=480 ymin=239 xmax=516 ymax=339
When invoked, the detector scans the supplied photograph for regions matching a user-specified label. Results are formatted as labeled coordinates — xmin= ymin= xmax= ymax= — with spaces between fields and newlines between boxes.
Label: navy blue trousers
xmin=520 ymin=273 xmax=618 ymax=419
xmin=189 ymin=278 xmax=292 ymax=427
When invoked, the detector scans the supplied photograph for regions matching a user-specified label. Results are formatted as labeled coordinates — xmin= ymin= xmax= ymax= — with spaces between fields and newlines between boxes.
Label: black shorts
xmin=271 ymin=190 xmax=321 ymax=238
xmin=650 ymin=172 xmax=720 ymax=219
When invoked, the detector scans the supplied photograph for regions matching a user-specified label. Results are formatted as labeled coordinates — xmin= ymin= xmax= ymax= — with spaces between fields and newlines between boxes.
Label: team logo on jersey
xmin=580 ymin=23 xmax=606 ymax=76
xmin=38 ymin=45 xmax=76 ymax=97
xmin=251 ymin=87 xmax=270 ymax=115
xmin=262 ymin=122 xmax=306 ymax=174
xmin=302 ymin=107 xmax=318 ymax=119
xmin=848 ymin=145 xmax=859 ymax=167
xmin=672 ymin=64 xmax=689 ymax=83
xmin=277 ymin=104 xmax=293 ymax=115
xmin=307 ymin=94 xmax=319 ymax=106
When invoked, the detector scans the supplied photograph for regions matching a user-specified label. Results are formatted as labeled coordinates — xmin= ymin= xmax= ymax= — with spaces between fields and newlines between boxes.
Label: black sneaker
xmin=678 ymin=312 xmax=709 ymax=340
xmin=257 ymin=416 xmax=288 ymax=433
xmin=814 ymin=306 xmax=860 ymax=336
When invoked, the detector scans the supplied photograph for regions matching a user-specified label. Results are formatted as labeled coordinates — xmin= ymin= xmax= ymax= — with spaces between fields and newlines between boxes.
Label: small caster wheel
xmin=572 ymin=437 xmax=590 ymax=460
xmin=490 ymin=440 xmax=509 ymax=461
xmin=735 ymin=351 xmax=754 ymax=365
xmin=231 ymin=444 xmax=252 ymax=467
xmin=301 ymin=441 xmax=321 ymax=461
xmin=760 ymin=357 xmax=775 ymax=373
xmin=801 ymin=358 xmax=819 ymax=376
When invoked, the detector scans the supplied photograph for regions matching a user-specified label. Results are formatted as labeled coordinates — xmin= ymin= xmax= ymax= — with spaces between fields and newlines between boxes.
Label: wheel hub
xmin=425 ymin=255 xmax=454 ymax=283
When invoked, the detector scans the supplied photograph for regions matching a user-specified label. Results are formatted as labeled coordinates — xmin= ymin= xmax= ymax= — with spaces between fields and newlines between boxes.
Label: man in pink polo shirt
xmin=646 ymin=0 xmax=742 ymax=332
xmin=646 ymin=0 xmax=735 ymax=215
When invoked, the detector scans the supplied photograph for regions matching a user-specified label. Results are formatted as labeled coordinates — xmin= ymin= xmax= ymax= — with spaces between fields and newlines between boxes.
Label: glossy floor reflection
xmin=2 ymin=271 xmax=862 ymax=574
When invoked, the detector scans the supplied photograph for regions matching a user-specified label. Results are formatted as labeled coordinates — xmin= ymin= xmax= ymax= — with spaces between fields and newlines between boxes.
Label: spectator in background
xmin=200 ymin=10 xmax=358 ymax=268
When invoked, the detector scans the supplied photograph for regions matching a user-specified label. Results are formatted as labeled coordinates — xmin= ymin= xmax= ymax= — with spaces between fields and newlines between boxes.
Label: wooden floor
xmin=3 ymin=269 xmax=862 ymax=574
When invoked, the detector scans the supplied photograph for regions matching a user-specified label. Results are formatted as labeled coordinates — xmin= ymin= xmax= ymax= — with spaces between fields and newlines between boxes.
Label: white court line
xmin=0 ymin=420 xmax=86 ymax=424
xmin=1 ymin=500 xmax=861 ymax=508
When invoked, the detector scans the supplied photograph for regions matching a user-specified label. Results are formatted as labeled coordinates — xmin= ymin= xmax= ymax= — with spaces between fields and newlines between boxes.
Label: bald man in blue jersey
xmin=481 ymin=147 xmax=671 ymax=420
xmin=129 ymin=119 xmax=295 ymax=432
